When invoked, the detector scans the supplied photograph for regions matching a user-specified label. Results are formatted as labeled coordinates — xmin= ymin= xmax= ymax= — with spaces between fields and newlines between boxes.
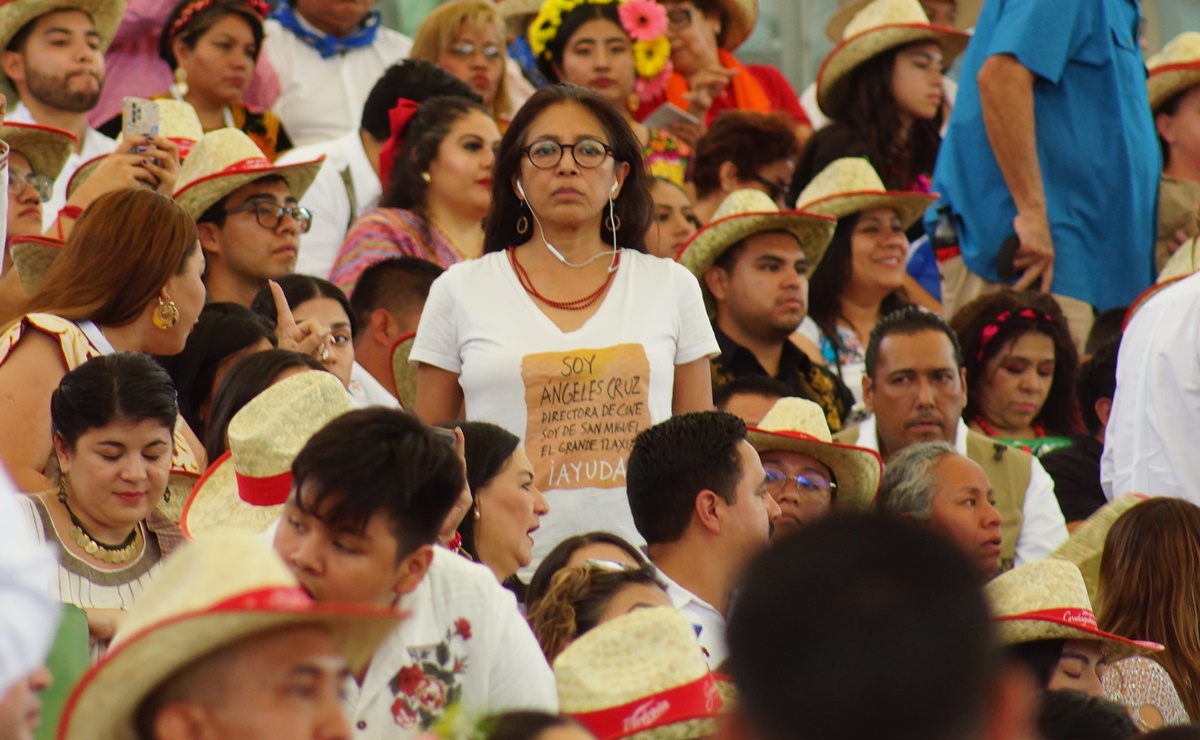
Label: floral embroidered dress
xmin=330 ymin=208 xmax=463 ymax=296
xmin=643 ymin=128 xmax=691 ymax=186
xmin=0 ymin=314 xmax=202 ymax=521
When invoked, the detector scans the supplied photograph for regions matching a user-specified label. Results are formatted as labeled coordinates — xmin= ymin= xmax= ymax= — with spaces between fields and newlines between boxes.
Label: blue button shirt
xmin=929 ymin=0 xmax=1158 ymax=310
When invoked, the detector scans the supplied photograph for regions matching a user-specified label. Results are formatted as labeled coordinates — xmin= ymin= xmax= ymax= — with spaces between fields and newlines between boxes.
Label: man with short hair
xmin=876 ymin=441 xmax=1003 ymax=577
xmin=713 ymin=375 xmax=792 ymax=427
xmin=274 ymin=408 xmax=557 ymax=737
xmin=723 ymin=514 xmax=1039 ymax=740
xmin=265 ymin=0 xmax=414 ymax=147
xmin=835 ymin=306 xmax=1067 ymax=569
xmin=350 ymin=257 xmax=444 ymax=402
xmin=627 ymin=410 xmax=781 ymax=668
xmin=678 ymin=189 xmax=853 ymax=432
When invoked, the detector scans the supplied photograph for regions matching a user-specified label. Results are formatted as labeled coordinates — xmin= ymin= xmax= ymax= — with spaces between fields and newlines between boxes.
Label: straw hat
xmin=985 ymin=558 xmax=1162 ymax=656
xmin=9 ymin=234 xmax=63 ymax=295
xmin=181 ymin=371 xmax=355 ymax=539
xmin=0 ymin=0 xmax=125 ymax=103
xmin=0 ymin=121 xmax=75 ymax=181
xmin=825 ymin=0 xmax=980 ymax=40
xmin=67 ymin=99 xmax=206 ymax=197
xmin=57 ymin=530 xmax=404 ymax=740
xmin=173 ymin=127 xmax=324 ymax=221
xmin=794 ymin=157 xmax=937 ymax=230
xmin=677 ymin=189 xmax=837 ymax=283
xmin=746 ymin=397 xmax=882 ymax=511
xmin=1148 ymin=32 xmax=1200 ymax=112
xmin=711 ymin=0 xmax=758 ymax=52
xmin=816 ymin=0 xmax=970 ymax=117
xmin=391 ymin=332 xmax=417 ymax=410
xmin=497 ymin=0 xmax=542 ymax=21
xmin=1050 ymin=494 xmax=1148 ymax=607
xmin=555 ymin=607 xmax=723 ymax=740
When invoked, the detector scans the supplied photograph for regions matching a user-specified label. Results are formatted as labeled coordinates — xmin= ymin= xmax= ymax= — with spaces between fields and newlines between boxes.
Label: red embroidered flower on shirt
xmin=415 ymin=676 xmax=448 ymax=711
xmin=454 ymin=618 xmax=472 ymax=640
xmin=391 ymin=697 xmax=419 ymax=728
xmin=396 ymin=664 xmax=424 ymax=695
xmin=388 ymin=618 xmax=473 ymax=730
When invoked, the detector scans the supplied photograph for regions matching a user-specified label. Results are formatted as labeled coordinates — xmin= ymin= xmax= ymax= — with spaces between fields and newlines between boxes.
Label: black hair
xmin=950 ymin=290 xmax=1081 ymax=437
xmin=485 ymin=84 xmax=651 ymax=254
xmin=250 ymin=273 xmax=357 ymax=337
xmin=534 ymin=2 xmax=623 ymax=83
xmin=626 ymin=411 xmax=747 ymax=545
xmin=713 ymin=375 xmax=794 ymax=411
xmin=51 ymin=352 xmax=179 ymax=449
xmin=1084 ymin=307 xmax=1127 ymax=358
xmin=349 ymin=256 xmax=444 ymax=338
xmin=1037 ymin=690 xmax=1138 ymax=740
xmin=156 ymin=302 xmax=275 ymax=440
xmin=196 ymin=174 xmax=288 ymax=228
xmin=484 ymin=712 xmax=585 ymax=740
xmin=360 ymin=60 xmax=481 ymax=141
xmin=727 ymin=513 xmax=999 ymax=740
xmin=525 ymin=531 xmax=649 ymax=608
xmin=159 ymin=0 xmax=265 ymax=70
xmin=291 ymin=408 xmax=466 ymax=560
xmin=1004 ymin=639 xmax=1066 ymax=689
xmin=1077 ymin=338 xmax=1119 ymax=437
xmin=865 ymin=305 xmax=962 ymax=380
xmin=204 ymin=349 xmax=325 ymax=462
xmin=447 ymin=420 xmax=521 ymax=563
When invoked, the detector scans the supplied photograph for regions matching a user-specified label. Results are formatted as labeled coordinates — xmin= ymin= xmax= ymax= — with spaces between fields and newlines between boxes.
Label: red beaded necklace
xmin=973 ymin=414 xmax=1045 ymax=439
xmin=507 ymin=246 xmax=620 ymax=311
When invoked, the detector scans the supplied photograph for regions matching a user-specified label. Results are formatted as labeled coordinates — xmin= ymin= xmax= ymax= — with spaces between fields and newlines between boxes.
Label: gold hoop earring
xmin=153 ymin=296 xmax=180 ymax=330
xmin=603 ymin=213 xmax=622 ymax=232
xmin=420 ymin=171 xmax=431 ymax=183
xmin=516 ymin=203 xmax=530 ymax=236
xmin=174 ymin=66 xmax=189 ymax=97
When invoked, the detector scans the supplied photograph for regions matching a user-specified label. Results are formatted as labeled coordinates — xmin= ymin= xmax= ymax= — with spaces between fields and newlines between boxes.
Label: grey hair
xmin=875 ymin=441 xmax=959 ymax=520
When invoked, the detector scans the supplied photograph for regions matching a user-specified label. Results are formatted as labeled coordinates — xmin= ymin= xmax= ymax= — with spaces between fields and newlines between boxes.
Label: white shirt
xmin=349 ymin=361 xmax=400 ymax=408
xmin=264 ymin=16 xmax=412 ymax=147
xmin=797 ymin=77 xmax=957 ymax=137
xmin=1102 ymin=272 xmax=1200 ymax=503
xmin=849 ymin=416 xmax=1067 ymax=564
xmin=410 ymin=250 xmax=719 ymax=578
xmin=346 ymin=547 xmax=557 ymax=738
xmin=655 ymin=568 xmax=726 ymax=670
xmin=277 ymin=129 xmax=382 ymax=278
xmin=8 ymin=102 xmax=116 ymax=231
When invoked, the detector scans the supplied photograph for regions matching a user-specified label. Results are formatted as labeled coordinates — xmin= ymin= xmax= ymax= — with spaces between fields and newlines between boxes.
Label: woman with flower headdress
xmin=528 ymin=0 xmax=692 ymax=186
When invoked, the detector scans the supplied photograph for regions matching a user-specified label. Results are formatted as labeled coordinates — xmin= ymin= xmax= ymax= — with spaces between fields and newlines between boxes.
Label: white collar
xmin=655 ymin=565 xmax=721 ymax=616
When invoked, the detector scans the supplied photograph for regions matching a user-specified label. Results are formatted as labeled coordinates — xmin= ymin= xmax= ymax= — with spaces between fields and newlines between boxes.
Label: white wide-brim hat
xmin=9 ymin=234 xmax=63 ymax=295
xmin=173 ymin=127 xmax=324 ymax=221
xmin=825 ymin=0 xmax=980 ymax=40
xmin=181 ymin=371 xmax=355 ymax=539
xmin=817 ymin=0 xmax=970 ymax=117
xmin=795 ymin=157 xmax=937 ymax=230
xmin=0 ymin=0 xmax=125 ymax=103
xmin=0 ymin=121 xmax=75 ymax=181
xmin=986 ymin=558 xmax=1162 ymax=656
xmin=556 ymin=607 xmax=723 ymax=739
xmin=1148 ymin=32 xmax=1200 ymax=112
xmin=57 ymin=530 xmax=404 ymax=740
xmin=746 ymin=397 xmax=882 ymax=510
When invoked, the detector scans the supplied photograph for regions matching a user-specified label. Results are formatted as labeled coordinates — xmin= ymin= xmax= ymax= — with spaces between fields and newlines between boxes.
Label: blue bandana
xmin=508 ymin=37 xmax=549 ymax=89
xmin=271 ymin=0 xmax=382 ymax=59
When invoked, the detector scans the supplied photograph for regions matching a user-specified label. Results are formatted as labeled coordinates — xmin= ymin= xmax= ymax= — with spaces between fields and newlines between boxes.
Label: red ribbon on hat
xmin=235 ymin=469 xmax=294 ymax=507
xmin=209 ymin=585 xmax=314 ymax=612
xmin=568 ymin=673 xmax=722 ymax=740
xmin=377 ymin=98 xmax=421 ymax=193
xmin=997 ymin=607 xmax=1099 ymax=629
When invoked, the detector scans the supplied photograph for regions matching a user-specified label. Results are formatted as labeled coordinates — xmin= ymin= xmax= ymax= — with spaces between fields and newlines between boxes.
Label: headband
xmin=377 ymin=98 xmax=422 ymax=193
xmin=168 ymin=0 xmax=271 ymax=49
xmin=976 ymin=308 xmax=1054 ymax=362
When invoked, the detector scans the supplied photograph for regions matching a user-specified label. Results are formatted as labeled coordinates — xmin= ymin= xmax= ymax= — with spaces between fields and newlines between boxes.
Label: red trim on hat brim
xmin=388 ymin=330 xmax=418 ymax=358
xmin=0 ymin=120 xmax=78 ymax=143
xmin=798 ymin=188 xmax=939 ymax=212
xmin=675 ymin=208 xmax=836 ymax=263
xmin=181 ymin=449 xmax=232 ymax=540
xmin=1149 ymin=60 xmax=1200 ymax=78
xmin=746 ymin=426 xmax=883 ymax=460
xmin=7 ymin=234 xmax=64 ymax=249
xmin=172 ymin=154 xmax=326 ymax=201
xmin=569 ymin=673 xmax=723 ymax=740
xmin=996 ymin=608 xmax=1164 ymax=652
xmin=816 ymin=22 xmax=971 ymax=106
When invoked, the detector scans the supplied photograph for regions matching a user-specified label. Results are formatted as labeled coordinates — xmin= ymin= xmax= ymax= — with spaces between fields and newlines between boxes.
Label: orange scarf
xmin=665 ymin=49 xmax=772 ymax=124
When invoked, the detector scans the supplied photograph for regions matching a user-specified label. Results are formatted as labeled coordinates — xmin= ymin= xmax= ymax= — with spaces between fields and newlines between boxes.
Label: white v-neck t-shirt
xmin=410 ymin=249 xmax=718 ymax=574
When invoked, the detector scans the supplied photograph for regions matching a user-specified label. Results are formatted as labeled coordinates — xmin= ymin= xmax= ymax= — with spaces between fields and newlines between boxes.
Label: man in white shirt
xmin=834 ymin=307 xmax=1067 ymax=567
xmin=264 ymin=0 xmax=413 ymax=147
xmin=626 ymin=411 xmax=781 ymax=669
xmin=273 ymin=408 xmax=557 ymax=738
xmin=276 ymin=60 xmax=478 ymax=278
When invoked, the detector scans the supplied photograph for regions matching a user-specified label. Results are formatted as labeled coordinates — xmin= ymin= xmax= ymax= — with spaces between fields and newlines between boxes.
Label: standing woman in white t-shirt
xmin=411 ymin=83 xmax=718 ymax=572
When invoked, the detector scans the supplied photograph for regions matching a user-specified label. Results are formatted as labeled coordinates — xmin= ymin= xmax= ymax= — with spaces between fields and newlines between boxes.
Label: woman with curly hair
xmin=949 ymin=290 xmax=1080 ymax=456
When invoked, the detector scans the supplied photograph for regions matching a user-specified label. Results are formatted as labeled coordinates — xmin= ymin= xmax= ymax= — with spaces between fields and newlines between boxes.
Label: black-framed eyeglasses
xmin=223 ymin=201 xmax=313 ymax=233
xmin=8 ymin=169 xmax=54 ymax=203
xmin=523 ymin=138 xmax=613 ymax=169
xmin=749 ymin=174 xmax=790 ymax=206
xmin=448 ymin=41 xmax=503 ymax=60
xmin=666 ymin=7 xmax=693 ymax=31
xmin=762 ymin=464 xmax=837 ymax=503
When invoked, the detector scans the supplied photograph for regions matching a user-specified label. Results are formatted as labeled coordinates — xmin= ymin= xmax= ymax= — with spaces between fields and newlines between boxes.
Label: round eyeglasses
xmin=8 ymin=169 xmax=54 ymax=203
xmin=762 ymin=464 xmax=836 ymax=503
xmin=222 ymin=201 xmax=313 ymax=233
xmin=522 ymin=138 xmax=613 ymax=169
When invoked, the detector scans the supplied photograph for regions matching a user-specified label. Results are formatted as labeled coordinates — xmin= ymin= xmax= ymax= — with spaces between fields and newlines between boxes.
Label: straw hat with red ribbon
xmin=555 ymin=607 xmax=724 ymax=740
xmin=173 ymin=127 xmax=324 ymax=222
xmin=181 ymin=371 xmax=355 ymax=539
xmin=1148 ymin=32 xmax=1200 ymax=113
xmin=986 ymin=558 xmax=1163 ymax=657
xmin=57 ymin=529 xmax=404 ymax=740
xmin=794 ymin=156 xmax=937 ymax=229
xmin=9 ymin=234 xmax=63 ymax=295
xmin=0 ymin=121 xmax=75 ymax=182
xmin=0 ymin=0 xmax=126 ymax=103
xmin=824 ymin=0 xmax=981 ymax=41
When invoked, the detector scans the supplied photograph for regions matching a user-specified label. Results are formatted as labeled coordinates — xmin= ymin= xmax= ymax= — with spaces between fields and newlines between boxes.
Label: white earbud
xmin=517 ymin=179 xmax=526 ymax=199
xmin=610 ymin=181 xmax=618 ymax=194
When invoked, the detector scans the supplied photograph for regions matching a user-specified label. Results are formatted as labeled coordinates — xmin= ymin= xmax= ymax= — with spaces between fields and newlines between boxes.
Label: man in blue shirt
xmin=930 ymin=0 xmax=1158 ymax=343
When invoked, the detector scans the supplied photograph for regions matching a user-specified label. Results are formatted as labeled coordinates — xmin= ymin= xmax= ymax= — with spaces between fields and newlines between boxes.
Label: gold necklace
xmin=58 ymin=482 xmax=142 ymax=564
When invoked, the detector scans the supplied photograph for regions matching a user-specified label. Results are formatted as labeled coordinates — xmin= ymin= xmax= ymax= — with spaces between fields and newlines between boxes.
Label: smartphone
xmin=996 ymin=235 xmax=1020 ymax=281
xmin=122 ymin=97 xmax=160 ymax=140
xmin=641 ymin=102 xmax=701 ymax=130
xmin=430 ymin=427 xmax=458 ymax=449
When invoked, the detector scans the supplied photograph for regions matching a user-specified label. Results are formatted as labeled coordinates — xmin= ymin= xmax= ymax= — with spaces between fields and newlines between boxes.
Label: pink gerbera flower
xmin=619 ymin=0 xmax=667 ymax=41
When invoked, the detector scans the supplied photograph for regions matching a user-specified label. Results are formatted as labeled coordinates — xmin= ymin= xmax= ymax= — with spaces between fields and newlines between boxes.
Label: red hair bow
xmin=378 ymin=98 xmax=421 ymax=193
